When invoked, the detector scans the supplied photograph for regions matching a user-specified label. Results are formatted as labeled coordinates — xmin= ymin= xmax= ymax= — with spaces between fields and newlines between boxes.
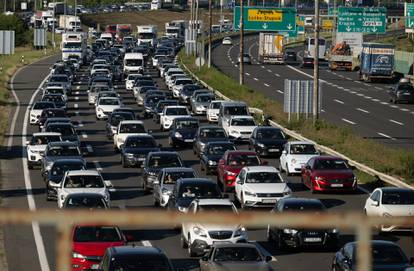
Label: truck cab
xmin=123 ymin=53 xmax=144 ymax=76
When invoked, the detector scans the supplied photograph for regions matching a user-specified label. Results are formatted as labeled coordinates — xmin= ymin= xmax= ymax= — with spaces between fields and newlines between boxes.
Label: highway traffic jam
xmin=20 ymin=18 xmax=414 ymax=271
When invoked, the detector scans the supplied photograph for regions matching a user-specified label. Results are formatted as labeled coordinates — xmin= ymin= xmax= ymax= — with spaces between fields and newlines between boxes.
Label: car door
xmin=365 ymin=190 xmax=381 ymax=216
xmin=235 ymin=169 xmax=246 ymax=201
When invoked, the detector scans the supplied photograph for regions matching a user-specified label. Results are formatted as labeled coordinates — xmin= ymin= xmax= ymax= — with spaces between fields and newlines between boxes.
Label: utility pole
xmin=208 ymin=0 xmax=212 ymax=67
xmin=313 ymin=0 xmax=320 ymax=124
xmin=52 ymin=0 xmax=56 ymax=49
xmin=332 ymin=0 xmax=337 ymax=45
xmin=4 ymin=0 xmax=6 ymax=13
xmin=239 ymin=0 xmax=244 ymax=85
xmin=220 ymin=0 xmax=223 ymax=32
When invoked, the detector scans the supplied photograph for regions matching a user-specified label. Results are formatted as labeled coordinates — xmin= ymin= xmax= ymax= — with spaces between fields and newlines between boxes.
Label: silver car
xmin=191 ymin=93 xmax=215 ymax=115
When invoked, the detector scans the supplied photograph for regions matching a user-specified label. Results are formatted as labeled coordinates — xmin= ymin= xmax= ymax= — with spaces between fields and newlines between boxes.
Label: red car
xmin=72 ymin=225 xmax=131 ymax=271
xmin=301 ymin=156 xmax=357 ymax=193
xmin=217 ymin=150 xmax=264 ymax=192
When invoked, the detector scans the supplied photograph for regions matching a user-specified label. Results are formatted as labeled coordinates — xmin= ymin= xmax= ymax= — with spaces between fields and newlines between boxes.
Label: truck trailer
xmin=359 ymin=43 xmax=395 ymax=82
xmin=61 ymin=32 xmax=87 ymax=64
xmin=258 ymin=33 xmax=284 ymax=64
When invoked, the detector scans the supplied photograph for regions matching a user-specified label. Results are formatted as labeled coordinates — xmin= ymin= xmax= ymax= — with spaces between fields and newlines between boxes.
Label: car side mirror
xmin=201 ymin=256 xmax=209 ymax=262
xmin=371 ymin=200 xmax=379 ymax=207
xmin=282 ymin=150 xmax=287 ymax=155
xmin=265 ymin=255 xmax=272 ymax=262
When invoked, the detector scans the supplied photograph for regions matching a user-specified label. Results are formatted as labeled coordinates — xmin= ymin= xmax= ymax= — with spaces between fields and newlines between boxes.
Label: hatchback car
xmin=29 ymin=101 xmax=55 ymax=125
xmin=249 ymin=127 xmax=287 ymax=157
xmin=200 ymin=141 xmax=236 ymax=175
xmin=168 ymin=117 xmax=199 ymax=147
xmin=237 ymin=53 xmax=252 ymax=65
xmin=120 ymin=134 xmax=160 ymax=167
xmin=41 ymin=141 xmax=84 ymax=177
xmin=193 ymin=126 xmax=228 ymax=157
xmin=105 ymin=111 xmax=135 ymax=140
xmin=389 ymin=82 xmax=414 ymax=104
xmin=26 ymin=132 xmax=61 ymax=169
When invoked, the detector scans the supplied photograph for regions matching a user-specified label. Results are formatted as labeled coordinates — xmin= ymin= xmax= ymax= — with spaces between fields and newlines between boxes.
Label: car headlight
xmin=315 ymin=176 xmax=325 ymax=182
xmin=283 ymin=189 xmax=291 ymax=196
xmin=291 ymin=159 xmax=297 ymax=164
xmin=208 ymin=160 xmax=217 ymax=166
xmin=230 ymin=130 xmax=240 ymax=135
xmin=244 ymin=191 xmax=257 ymax=197
xmin=234 ymin=227 xmax=246 ymax=237
xmin=283 ymin=228 xmax=298 ymax=234
xmin=178 ymin=206 xmax=187 ymax=212
xmin=126 ymin=153 xmax=134 ymax=158
xmin=257 ymin=143 xmax=265 ymax=148
xmin=175 ymin=132 xmax=182 ymax=138
xmin=45 ymin=161 xmax=53 ymax=171
xmin=111 ymin=127 xmax=117 ymax=133
xmin=29 ymin=149 xmax=39 ymax=154
xmin=196 ymin=105 xmax=205 ymax=110
xmin=72 ymin=251 xmax=86 ymax=259
xmin=224 ymin=170 xmax=236 ymax=176
xmin=148 ymin=171 xmax=157 ymax=176
xmin=193 ymin=226 xmax=207 ymax=237
xmin=331 ymin=228 xmax=340 ymax=234
xmin=162 ymin=188 xmax=171 ymax=195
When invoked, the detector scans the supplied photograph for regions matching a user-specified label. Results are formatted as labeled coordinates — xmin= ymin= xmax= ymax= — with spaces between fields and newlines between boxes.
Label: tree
xmin=0 ymin=14 xmax=29 ymax=46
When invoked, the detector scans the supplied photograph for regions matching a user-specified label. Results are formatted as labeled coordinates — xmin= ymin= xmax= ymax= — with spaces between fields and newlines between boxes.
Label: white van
xmin=100 ymin=33 xmax=113 ymax=46
xmin=123 ymin=53 xmax=144 ymax=75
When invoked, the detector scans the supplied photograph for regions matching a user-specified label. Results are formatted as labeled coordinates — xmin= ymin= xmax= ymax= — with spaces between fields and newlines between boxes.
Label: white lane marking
xmin=321 ymin=109 xmax=326 ymax=112
xmin=264 ymin=83 xmax=270 ymax=87
xmin=245 ymin=72 xmax=250 ymax=76
xmin=75 ymin=96 xmax=79 ymax=100
xmin=342 ymin=118 xmax=356 ymax=125
xmin=75 ymin=111 xmax=80 ymax=116
xmin=93 ymin=161 xmax=103 ymax=171
xmin=276 ymin=90 xmax=284 ymax=94
xmin=77 ymin=121 xmax=84 ymax=128
xmin=74 ymin=103 xmax=79 ymax=108
xmin=7 ymin=69 xmax=23 ymax=150
xmin=286 ymin=65 xmax=327 ymax=83
xmin=234 ymin=64 xmax=238 ymax=68
xmin=74 ymin=91 xmax=80 ymax=95
xmin=261 ymin=65 xmax=265 ymax=68
xmin=253 ymin=77 xmax=259 ymax=81
xmin=380 ymin=102 xmax=387 ymax=105
xmin=267 ymin=69 xmax=272 ymax=72
xmin=274 ymin=73 xmax=280 ymax=77
xmin=363 ymin=83 xmax=370 ymax=87
xmin=22 ymin=74 xmax=51 ymax=271
xmin=374 ymin=86 xmax=383 ymax=90
xmin=411 ymin=112 xmax=414 ymax=115
xmin=390 ymin=105 xmax=398 ymax=108
xmin=356 ymin=93 xmax=363 ymax=96
xmin=356 ymin=108 xmax=370 ymax=114
xmin=334 ymin=99 xmax=344 ymax=104
xmin=378 ymin=132 xmax=396 ymax=140
xmin=355 ymin=81 xmax=362 ymax=84
xmin=76 ymin=85 xmax=80 ymax=90
xmin=400 ymin=108 xmax=409 ymax=112
xmin=365 ymin=96 xmax=372 ymax=99
xmin=82 ymin=132 xmax=88 ymax=139
xmin=372 ymin=98 xmax=380 ymax=102
xmin=142 ymin=240 xmax=152 ymax=247
xmin=389 ymin=119 xmax=404 ymax=126
xmin=337 ymin=86 xmax=344 ymax=90
xmin=86 ymin=145 xmax=93 ymax=153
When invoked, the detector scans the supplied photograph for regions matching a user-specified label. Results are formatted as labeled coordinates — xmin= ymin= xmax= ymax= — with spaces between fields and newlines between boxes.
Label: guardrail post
xmin=56 ymin=223 xmax=72 ymax=271
xmin=356 ymin=223 xmax=372 ymax=271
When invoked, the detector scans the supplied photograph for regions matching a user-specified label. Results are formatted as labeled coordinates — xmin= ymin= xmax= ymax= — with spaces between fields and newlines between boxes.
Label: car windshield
xmin=175 ymin=120 xmax=198 ymax=129
xmin=125 ymin=59 xmax=143 ymax=66
xmin=208 ymin=144 xmax=235 ymax=155
xmin=198 ymin=204 xmax=234 ymax=212
xmin=314 ymin=159 xmax=349 ymax=170
xmin=290 ymin=144 xmax=318 ymax=155
xmin=397 ymin=84 xmax=414 ymax=92
xmin=197 ymin=95 xmax=213 ymax=103
xmin=120 ymin=123 xmax=145 ymax=133
xmin=146 ymin=96 xmax=164 ymax=105
xmin=110 ymin=113 xmax=134 ymax=126
xmin=33 ymin=102 xmax=54 ymax=110
xmin=112 ymin=258 xmax=171 ymax=271
xmin=148 ymin=155 xmax=181 ymax=168
xmin=200 ymin=129 xmax=226 ymax=138
xmin=47 ymin=125 xmax=75 ymax=135
xmin=381 ymin=190 xmax=414 ymax=205
xmin=50 ymin=163 xmax=84 ymax=177
xmin=98 ymin=92 xmax=117 ymax=98
xmin=91 ymin=86 xmax=110 ymax=92
xmin=231 ymin=118 xmax=255 ymax=126
xmin=50 ymin=76 xmax=68 ymax=83
xmin=371 ymin=245 xmax=408 ymax=264
xmin=31 ymin=135 xmax=61 ymax=145
xmin=157 ymin=102 xmax=177 ymax=112
xmin=163 ymin=171 xmax=196 ymax=184
xmin=99 ymin=99 xmax=120 ymax=105
xmin=178 ymin=184 xmax=220 ymax=199
xmin=210 ymin=102 xmax=221 ymax=109
xmin=65 ymin=196 xmax=107 ymax=209
xmin=246 ymin=172 xmax=283 ymax=183
xmin=125 ymin=137 xmax=156 ymax=148
xmin=257 ymin=129 xmax=285 ymax=139
xmin=213 ymin=247 xmax=261 ymax=262
xmin=73 ymin=226 xmax=122 ymax=242
xmin=283 ymin=202 xmax=324 ymax=212
xmin=166 ymin=108 xmax=188 ymax=115
xmin=228 ymin=154 xmax=260 ymax=167
xmin=47 ymin=146 xmax=80 ymax=156
xmin=46 ymin=88 xmax=64 ymax=95
xmin=224 ymin=106 xmax=248 ymax=115
xmin=43 ymin=110 xmax=66 ymax=118
xmin=43 ymin=95 xmax=64 ymax=103
xmin=64 ymin=175 xmax=104 ymax=188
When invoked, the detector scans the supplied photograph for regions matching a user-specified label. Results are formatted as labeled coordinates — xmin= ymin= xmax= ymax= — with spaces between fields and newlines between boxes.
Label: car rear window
xmin=73 ymin=226 xmax=122 ymax=242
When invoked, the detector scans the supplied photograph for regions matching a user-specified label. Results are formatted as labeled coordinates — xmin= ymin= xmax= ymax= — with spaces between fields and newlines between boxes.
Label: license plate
xmin=138 ymin=157 xmax=145 ymax=161
xmin=404 ymin=93 xmax=411 ymax=95
xmin=91 ymin=264 xmax=100 ymax=269
xmin=331 ymin=183 xmax=343 ymax=187
xmin=268 ymin=149 xmax=279 ymax=152
xmin=184 ymin=139 xmax=194 ymax=142
xmin=304 ymin=237 xmax=321 ymax=242
xmin=262 ymin=199 xmax=276 ymax=203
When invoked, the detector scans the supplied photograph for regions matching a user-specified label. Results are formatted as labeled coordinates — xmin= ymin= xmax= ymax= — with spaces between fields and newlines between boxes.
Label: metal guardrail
xmin=2 ymin=208 xmax=414 ymax=271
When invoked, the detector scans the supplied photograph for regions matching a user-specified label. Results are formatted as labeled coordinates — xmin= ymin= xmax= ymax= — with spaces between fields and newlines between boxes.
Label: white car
xmin=26 ymin=132 xmax=61 ymax=169
xmin=279 ymin=141 xmax=320 ymax=175
xmin=113 ymin=120 xmax=147 ymax=150
xmin=153 ymin=167 xmax=196 ymax=207
xmin=364 ymin=187 xmax=414 ymax=232
xmin=125 ymin=73 xmax=141 ymax=90
xmin=95 ymin=97 xmax=122 ymax=120
xmin=160 ymin=106 xmax=190 ymax=131
xmin=224 ymin=116 xmax=257 ymax=141
xmin=235 ymin=166 xmax=291 ymax=208
xmin=171 ymin=78 xmax=193 ymax=98
xmin=56 ymin=170 xmax=114 ymax=208
xmin=43 ymin=86 xmax=67 ymax=102
xmin=167 ymin=74 xmax=187 ymax=90
xmin=90 ymin=64 xmax=111 ymax=76
xmin=206 ymin=100 xmax=224 ymax=123
xmin=222 ymin=37 xmax=232 ymax=45
xmin=181 ymin=198 xmax=248 ymax=257
xmin=29 ymin=101 xmax=55 ymax=124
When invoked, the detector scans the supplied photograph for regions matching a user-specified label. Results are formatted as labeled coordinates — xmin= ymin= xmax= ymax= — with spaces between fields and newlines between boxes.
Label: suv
xmin=218 ymin=101 xmax=249 ymax=129
xmin=160 ymin=106 xmax=190 ymax=131
xmin=193 ymin=126 xmax=228 ymax=157
xmin=223 ymin=116 xmax=257 ymax=141
xmin=249 ymin=126 xmax=287 ymax=157
xmin=26 ymin=132 xmax=61 ymax=169
xmin=181 ymin=198 xmax=248 ymax=257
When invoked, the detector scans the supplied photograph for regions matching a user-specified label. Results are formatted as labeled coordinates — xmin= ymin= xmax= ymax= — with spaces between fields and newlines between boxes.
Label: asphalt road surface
xmin=1 ymin=53 xmax=414 ymax=271
xmin=211 ymin=34 xmax=414 ymax=149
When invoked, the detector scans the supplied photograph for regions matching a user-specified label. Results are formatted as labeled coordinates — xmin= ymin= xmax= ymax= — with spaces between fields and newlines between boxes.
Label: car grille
xmin=257 ymin=193 xmax=284 ymax=197
xmin=240 ymin=131 xmax=251 ymax=135
xmin=209 ymin=231 xmax=233 ymax=240
xmin=85 ymin=256 xmax=102 ymax=262
xmin=328 ymin=178 xmax=353 ymax=183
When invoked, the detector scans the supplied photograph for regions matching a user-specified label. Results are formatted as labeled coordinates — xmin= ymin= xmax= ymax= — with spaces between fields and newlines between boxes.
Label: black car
xmin=200 ymin=141 xmax=236 ymax=175
xmin=98 ymin=246 xmax=174 ymax=271
xmin=249 ymin=127 xmax=287 ymax=157
xmin=38 ymin=108 xmax=68 ymax=128
xmin=301 ymin=57 xmax=314 ymax=68
xmin=152 ymin=100 xmax=179 ymax=124
xmin=179 ymin=84 xmax=203 ymax=104
xmin=167 ymin=178 xmax=222 ymax=213
xmin=41 ymin=94 xmax=67 ymax=110
xmin=62 ymin=193 xmax=109 ymax=209
xmin=45 ymin=122 xmax=80 ymax=146
xmin=143 ymin=94 xmax=166 ymax=118
xmin=112 ymin=107 xmax=136 ymax=118
xmin=44 ymin=158 xmax=86 ymax=201
xmin=389 ymin=82 xmax=414 ymax=104
xmin=120 ymin=135 xmax=160 ymax=168
xmin=193 ymin=126 xmax=228 ymax=157
xmin=168 ymin=117 xmax=199 ymax=148
xmin=267 ymin=198 xmax=339 ymax=250
xmin=284 ymin=50 xmax=297 ymax=63
xmin=106 ymin=111 xmax=135 ymax=139
xmin=332 ymin=240 xmax=413 ymax=271
xmin=142 ymin=151 xmax=184 ymax=193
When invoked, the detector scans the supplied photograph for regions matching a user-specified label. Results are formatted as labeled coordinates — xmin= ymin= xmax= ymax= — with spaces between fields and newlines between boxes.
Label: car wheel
xmin=28 ymin=164 xmax=33 ymax=170
xmin=180 ymin=232 xmax=188 ymax=248
xmin=278 ymin=162 xmax=284 ymax=173
xmin=286 ymin=164 xmax=291 ymax=176
xmin=188 ymin=235 xmax=196 ymax=257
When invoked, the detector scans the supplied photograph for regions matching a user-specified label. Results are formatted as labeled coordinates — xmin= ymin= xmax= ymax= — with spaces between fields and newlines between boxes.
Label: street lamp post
xmin=239 ymin=0 xmax=244 ymax=85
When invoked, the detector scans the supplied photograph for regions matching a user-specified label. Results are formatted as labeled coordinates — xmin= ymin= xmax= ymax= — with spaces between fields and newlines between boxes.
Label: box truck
xmin=137 ymin=25 xmax=157 ymax=46
xmin=258 ymin=33 xmax=284 ymax=64
xmin=359 ymin=43 xmax=395 ymax=82
xmin=61 ymin=32 xmax=87 ymax=64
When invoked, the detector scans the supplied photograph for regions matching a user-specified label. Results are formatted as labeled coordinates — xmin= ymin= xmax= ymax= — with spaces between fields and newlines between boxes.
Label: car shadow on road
xmin=0 ymin=187 xmax=45 ymax=198
xmin=319 ymin=198 xmax=346 ymax=209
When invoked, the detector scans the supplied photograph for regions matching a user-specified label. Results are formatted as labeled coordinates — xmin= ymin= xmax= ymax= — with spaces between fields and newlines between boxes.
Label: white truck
xmin=123 ymin=53 xmax=144 ymax=75
xmin=304 ymin=37 xmax=326 ymax=61
xmin=137 ymin=25 xmax=157 ymax=46
xmin=258 ymin=33 xmax=284 ymax=64
xmin=61 ymin=32 xmax=87 ymax=64
xmin=165 ymin=20 xmax=186 ymax=38
xmin=58 ymin=15 xmax=80 ymax=31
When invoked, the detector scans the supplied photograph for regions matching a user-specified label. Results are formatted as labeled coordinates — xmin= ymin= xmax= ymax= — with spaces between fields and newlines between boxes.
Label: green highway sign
xmin=405 ymin=2 xmax=414 ymax=31
xmin=328 ymin=7 xmax=337 ymax=16
xmin=233 ymin=6 xmax=297 ymax=32
xmin=297 ymin=16 xmax=305 ymax=34
xmin=338 ymin=7 xmax=387 ymax=33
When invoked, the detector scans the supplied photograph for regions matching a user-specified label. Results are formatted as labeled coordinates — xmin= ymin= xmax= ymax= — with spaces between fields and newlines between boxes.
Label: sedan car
xmin=168 ymin=117 xmax=199 ymax=147
xmin=222 ymin=37 xmax=233 ymax=45
xmin=279 ymin=141 xmax=319 ymax=175
xmin=38 ymin=108 xmax=68 ymax=129
xmin=41 ymin=141 xmax=84 ymax=177
xmin=29 ymin=101 xmax=55 ymax=125
xmin=42 ymin=94 xmax=67 ymax=110
xmin=95 ymin=97 xmax=122 ymax=120
xmin=301 ymin=56 xmax=314 ymax=68
xmin=237 ymin=53 xmax=252 ymax=65
xmin=301 ymin=156 xmax=357 ymax=193
xmin=44 ymin=122 xmax=79 ymax=146
xmin=364 ymin=187 xmax=414 ymax=232
xmin=193 ymin=126 xmax=228 ymax=157
xmin=284 ymin=50 xmax=297 ymax=63
xmin=249 ymin=126 xmax=287 ymax=157
xmin=200 ymin=141 xmax=236 ymax=175
xmin=389 ymin=82 xmax=414 ymax=104
xmin=26 ymin=132 xmax=61 ymax=169
xmin=120 ymin=134 xmax=160 ymax=167
xmin=152 ymin=100 xmax=179 ymax=124
xmin=105 ymin=111 xmax=135 ymax=139
xmin=200 ymin=243 xmax=272 ymax=271
xmin=191 ymin=93 xmax=215 ymax=115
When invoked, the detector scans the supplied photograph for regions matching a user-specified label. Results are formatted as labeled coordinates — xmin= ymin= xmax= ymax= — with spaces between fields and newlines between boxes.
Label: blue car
xmin=168 ymin=117 xmax=199 ymax=148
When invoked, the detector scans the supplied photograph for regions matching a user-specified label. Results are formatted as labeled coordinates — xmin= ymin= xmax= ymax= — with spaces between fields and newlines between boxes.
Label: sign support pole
xmin=313 ymin=0 xmax=319 ymax=125
xmin=208 ymin=0 xmax=212 ymax=68
xmin=239 ymin=0 xmax=244 ymax=85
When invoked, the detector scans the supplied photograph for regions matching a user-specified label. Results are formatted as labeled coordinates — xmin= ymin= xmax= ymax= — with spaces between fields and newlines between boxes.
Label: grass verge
xmin=180 ymin=51 xmax=414 ymax=184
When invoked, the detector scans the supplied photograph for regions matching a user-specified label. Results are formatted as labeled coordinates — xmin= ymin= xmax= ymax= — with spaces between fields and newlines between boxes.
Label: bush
xmin=0 ymin=14 xmax=29 ymax=46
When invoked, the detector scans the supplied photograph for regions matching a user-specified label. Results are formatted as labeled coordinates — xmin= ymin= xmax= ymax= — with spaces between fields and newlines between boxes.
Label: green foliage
xmin=0 ymin=14 xmax=29 ymax=46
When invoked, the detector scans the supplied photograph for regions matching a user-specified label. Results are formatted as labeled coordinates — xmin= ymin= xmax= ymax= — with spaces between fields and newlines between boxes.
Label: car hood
xmin=123 ymin=147 xmax=160 ymax=154
xmin=31 ymin=109 xmax=43 ymax=115
xmin=207 ymin=262 xmax=270 ymax=271
xmin=313 ymin=170 xmax=354 ymax=180
xmin=73 ymin=241 xmax=125 ymax=257
xmin=382 ymin=205 xmax=414 ymax=216
xmin=98 ymin=105 xmax=121 ymax=111
xmin=28 ymin=145 xmax=47 ymax=152
xmin=243 ymin=183 xmax=289 ymax=194
xmin=289 ymin=154 xmax=319 ymax=164
xmin=62 ymin=188 xmax=107 ymax=195
xmin=257 ymin=139 xmax=287 ymax=146
xmin=231 ymin=126 xmax=256 ymax=132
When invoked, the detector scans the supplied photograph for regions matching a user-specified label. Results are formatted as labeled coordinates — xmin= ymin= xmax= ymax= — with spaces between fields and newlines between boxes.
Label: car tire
xmin=187 ymin=235 xmax=196 ymax=257
xmin=278 ymin=162 xmax=284 ymax=173
xmin=286 ymin=164 xmax=291 ymax=176
xmin=28 ymin=164 xmax=33 ymax=170
xmin=180 ymin=232 xmax=188 ymax=248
